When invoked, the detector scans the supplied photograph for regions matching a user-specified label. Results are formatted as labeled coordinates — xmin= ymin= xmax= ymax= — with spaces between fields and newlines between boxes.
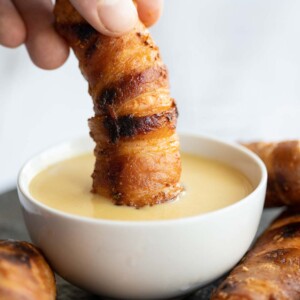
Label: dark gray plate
xmin=0 ymin=189 xmax=281 ymax=300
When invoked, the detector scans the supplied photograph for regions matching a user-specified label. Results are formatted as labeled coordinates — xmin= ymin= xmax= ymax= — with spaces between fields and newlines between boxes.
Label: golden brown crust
xmin=211 ymin=209 xmax=300 ymax=300
xmin=54 ymin=0 xmax=182 ymax=207
xmin=0 ymin=240 xmax=56 ymax=300
xmin=244 ymin=141 xmax=300 ymax=207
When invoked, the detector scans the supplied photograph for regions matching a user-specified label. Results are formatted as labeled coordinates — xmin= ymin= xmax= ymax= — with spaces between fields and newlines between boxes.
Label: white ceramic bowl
xmin=18 ymin=134 xmax=267 ymax=299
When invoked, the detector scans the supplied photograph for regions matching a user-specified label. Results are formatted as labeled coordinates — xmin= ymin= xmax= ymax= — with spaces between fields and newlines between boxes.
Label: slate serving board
xmin=0 ymin=189 xmax=281 ymax=300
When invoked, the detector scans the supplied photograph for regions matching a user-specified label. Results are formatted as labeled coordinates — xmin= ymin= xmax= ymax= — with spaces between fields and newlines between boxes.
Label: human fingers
xmin=13 ymin=0 xmax=69 ymax=70
xmin=0 ymin=0 xmax=26 ymax=48
xmin=136 ymin=0 xmax=163 ymax=27
xmin=70 ymin=0 xmax=138 ymax=37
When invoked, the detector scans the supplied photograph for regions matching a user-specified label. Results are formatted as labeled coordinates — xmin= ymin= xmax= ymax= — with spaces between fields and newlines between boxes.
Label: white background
xmin=0 ymin=0 xmax=300 ymax=193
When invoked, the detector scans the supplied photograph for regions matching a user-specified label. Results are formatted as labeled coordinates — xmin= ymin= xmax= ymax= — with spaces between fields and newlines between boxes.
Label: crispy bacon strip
xmin=54 ymin=0 xmax=182 ymax=207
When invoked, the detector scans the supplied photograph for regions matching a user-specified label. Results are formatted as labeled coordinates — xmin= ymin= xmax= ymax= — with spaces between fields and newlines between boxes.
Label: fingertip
xmin=0 ymin=26 xmax=26 ymax=48
xmin=27 ymin=32 xmax=70 ymax=70
xmin=136 ymin=0 xmax=163 ymax=27
xmin=0 ymin=6 xmax=27 ymax=48
xmin=38 ymin=47 xmax=70 ymax=70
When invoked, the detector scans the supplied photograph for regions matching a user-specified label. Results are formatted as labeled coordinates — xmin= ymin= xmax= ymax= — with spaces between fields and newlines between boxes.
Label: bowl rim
xmin=17 ymin=133 xmax=267 ymax=227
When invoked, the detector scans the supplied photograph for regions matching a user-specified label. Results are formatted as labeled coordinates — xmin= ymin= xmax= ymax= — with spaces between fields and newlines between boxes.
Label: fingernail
xmin=97 ymin=0 xmax=138 ymax=35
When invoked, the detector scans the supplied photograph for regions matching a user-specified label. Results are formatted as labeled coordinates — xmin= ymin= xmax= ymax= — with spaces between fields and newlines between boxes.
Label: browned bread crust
xmin=244 ymin=141 xmax=300 ymax=207
xmin=0 ymin=240 xmax=56 ymax=300
xmin=211 ymin=208 xmax=300 ymax=300
xmin=54 ymin=0 xmax=182 ymax=207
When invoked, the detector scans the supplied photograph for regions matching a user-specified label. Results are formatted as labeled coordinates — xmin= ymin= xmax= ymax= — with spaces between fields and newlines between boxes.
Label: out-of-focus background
xmin=0 ymin=0 xmax=300 ymax=193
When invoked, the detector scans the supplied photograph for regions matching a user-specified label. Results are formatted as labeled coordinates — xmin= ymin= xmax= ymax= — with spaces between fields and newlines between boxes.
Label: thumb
xmin=69 ymin=0 xmax=138 ymax=37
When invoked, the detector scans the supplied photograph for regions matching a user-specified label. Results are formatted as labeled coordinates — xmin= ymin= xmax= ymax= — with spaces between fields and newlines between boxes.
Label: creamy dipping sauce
xmin=29 ymin=153 xmax=253 ymax=221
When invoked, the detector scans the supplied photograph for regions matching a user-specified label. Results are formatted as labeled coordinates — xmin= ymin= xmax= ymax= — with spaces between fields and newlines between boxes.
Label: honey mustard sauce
xmin=29 ymin=153 xmax=253 ymax=221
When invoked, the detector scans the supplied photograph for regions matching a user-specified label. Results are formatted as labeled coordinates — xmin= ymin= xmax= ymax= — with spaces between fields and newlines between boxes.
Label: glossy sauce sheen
xmin=29 ymin=153 xmax=253 ymax=221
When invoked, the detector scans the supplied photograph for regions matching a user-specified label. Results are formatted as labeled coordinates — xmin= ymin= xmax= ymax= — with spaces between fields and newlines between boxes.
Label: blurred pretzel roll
xmin=244 ymin=141 xmax=300 ymax=207
xmin=0 ymin=240 xmax=55 ymax=300
xmin=211 ymin=207 xmax=300 ymax=299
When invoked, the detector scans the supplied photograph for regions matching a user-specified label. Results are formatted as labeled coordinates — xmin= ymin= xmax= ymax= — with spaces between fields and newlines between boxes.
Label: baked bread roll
xmin=0 ymin=240 xmax=56 ymax=300
xmin=54 ymin=0 xmax=182 ymax=207
xmin=244 ymin=141 xmax=300 ymax=207
xmin=211 ymin=208 xmax=300 ymax=299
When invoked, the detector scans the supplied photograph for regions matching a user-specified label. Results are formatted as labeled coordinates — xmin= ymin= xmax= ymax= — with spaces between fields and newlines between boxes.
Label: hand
xmin=0 ymin=0 xmax=163 ymax=70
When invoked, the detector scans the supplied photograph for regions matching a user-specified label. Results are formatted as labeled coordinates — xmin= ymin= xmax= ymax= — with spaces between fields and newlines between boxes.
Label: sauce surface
xmin=29 ymin=153 xmax=253 ymax=221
